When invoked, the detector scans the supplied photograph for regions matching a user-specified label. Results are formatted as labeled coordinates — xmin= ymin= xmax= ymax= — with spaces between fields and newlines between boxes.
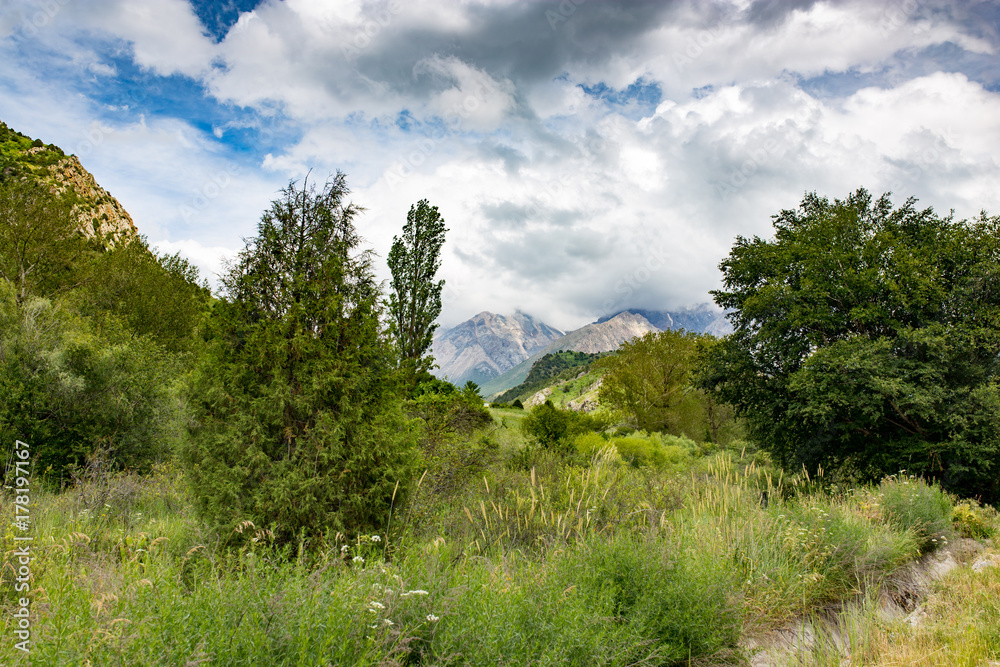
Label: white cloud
xmin=4 ymin=0 xmax=1000 ymax=330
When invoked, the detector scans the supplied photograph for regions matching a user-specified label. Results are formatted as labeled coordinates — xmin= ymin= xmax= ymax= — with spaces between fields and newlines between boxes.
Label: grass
xmin=1 ymin=419 xmax=997 ymax=666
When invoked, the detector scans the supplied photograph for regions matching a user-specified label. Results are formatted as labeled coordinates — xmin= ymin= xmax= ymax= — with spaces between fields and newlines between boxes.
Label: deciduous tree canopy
xmin=701 ymin=189 xmax=1000 ymax=501
xmin=387 ymin=199 xmax=447 ymax=377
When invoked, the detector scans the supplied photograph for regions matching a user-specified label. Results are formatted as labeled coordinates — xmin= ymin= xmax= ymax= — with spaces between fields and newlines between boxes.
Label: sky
xmin=1 ymin=0 xmax=999 ymax=331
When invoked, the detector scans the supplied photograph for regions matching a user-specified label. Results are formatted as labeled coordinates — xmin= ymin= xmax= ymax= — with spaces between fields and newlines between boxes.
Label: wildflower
xmin=426 ymin=614 xmax=439 ymax=622
xmin=353 ymin=555 xmax=365 ymax=564
xmin=371 ymin=535 xmax=381 ymax=542
xmin=341 ymin=545 xmax=349 ymax=554
xmin=401 ymin=589 xmax=429 ymax=597
xmin=369 ymin=601 xmax=385 ymax=610
xmin=383 ymin=619 xmax=394 ymax=626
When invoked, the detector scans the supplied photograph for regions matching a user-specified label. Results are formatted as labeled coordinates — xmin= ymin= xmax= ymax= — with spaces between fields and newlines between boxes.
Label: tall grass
xmin=1 ymin=420 xmax=993 ymax=666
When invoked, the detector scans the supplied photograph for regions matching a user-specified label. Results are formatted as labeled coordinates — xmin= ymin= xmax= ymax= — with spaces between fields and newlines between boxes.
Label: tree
xmin=79 ymin=236 xmax=211 ymax=353
xmin=701 ymin=189 xmax=1000 ymax=501
xmin=184 ymin=173 xmax=416 ymax=543
xmin=597 ymin=330 xmax=736 ymax=440
xmin=387 ymin=199 xmax=448 ymax=376
xmin=0 ymin=281 xmax=182 ymax=483
xmin=0 ymin=177 xmax=83 ymax=303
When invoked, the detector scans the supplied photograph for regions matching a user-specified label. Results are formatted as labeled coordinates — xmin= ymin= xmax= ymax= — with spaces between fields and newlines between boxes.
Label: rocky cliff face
xmin=431 ymin=311 xmax=564 ymax=386
xmin=2 ymin=121 xmax=137 ymax=246
xmin=543 ymin=311 xmax=659 ymax=354
xmin=597 ymin=304 xmax=732 ymax=337
xmin=45 ymin=153 xmax=138 ymax=245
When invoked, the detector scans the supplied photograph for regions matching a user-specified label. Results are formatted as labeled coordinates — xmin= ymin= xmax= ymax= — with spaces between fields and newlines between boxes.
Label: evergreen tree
xmin=387 ymin=199 xmax=448 ymax=377
xmin=185 ymin=173 xmax=416 ymax=542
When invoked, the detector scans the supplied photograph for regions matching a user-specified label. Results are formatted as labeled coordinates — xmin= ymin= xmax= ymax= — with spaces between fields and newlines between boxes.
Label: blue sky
xmin=2 ymin=0 xmax=999 ymax=330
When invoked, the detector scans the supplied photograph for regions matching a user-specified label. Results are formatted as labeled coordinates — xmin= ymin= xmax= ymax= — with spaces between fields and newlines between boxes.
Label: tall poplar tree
xmin=387 ymin=199 xmax=448 ymax=376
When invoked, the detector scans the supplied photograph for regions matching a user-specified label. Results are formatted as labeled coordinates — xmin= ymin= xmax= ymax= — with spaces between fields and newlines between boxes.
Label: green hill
xmin=494 ymin=350 xmax=603 ymax=404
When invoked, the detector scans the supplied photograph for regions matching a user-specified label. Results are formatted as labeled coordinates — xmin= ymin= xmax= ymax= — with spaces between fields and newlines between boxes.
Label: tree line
xmin=2 ymin=168 xmax=997 ymax=549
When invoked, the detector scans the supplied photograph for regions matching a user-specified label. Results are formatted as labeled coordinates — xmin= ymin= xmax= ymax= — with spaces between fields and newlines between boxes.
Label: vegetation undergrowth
xmin=4 ymin=414 xmax=993 ymax=666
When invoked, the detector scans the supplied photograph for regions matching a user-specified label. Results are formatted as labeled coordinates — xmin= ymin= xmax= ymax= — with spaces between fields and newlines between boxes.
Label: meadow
xmin=2 ymin=408 xmax=997 ymax=666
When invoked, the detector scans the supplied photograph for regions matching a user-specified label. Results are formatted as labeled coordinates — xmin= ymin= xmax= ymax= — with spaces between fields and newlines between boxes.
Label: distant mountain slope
xmin=494 ymin=350 xmax=603 ymax=404
xmin=597 ymin=304 xmax=732 ymax=337
xmin=479 ymin=311 xmax=660 ymax=398
xmin=431 ymin=310 xmax=564 ymax=386
xmin=1 ymin=120 xmax=137 ymax=245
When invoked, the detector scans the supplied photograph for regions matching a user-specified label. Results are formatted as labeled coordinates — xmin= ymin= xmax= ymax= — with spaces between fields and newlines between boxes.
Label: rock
xmin=971 ymin=554 xmax=1000 ymax=573
xmin=525 ymin=388 xmax=552 ymax=408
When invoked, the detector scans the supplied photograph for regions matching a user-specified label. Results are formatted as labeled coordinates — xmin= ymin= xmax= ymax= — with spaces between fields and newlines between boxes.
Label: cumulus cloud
xmin=3 ymin=0 xmax=999 ymax=329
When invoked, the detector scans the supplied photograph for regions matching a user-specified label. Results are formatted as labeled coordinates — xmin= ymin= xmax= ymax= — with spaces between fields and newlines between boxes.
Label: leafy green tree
xmin=701 ymin=189 xmax=1000 ymax=501
xmin=79 ymin=236 xmax=211 ymax=353
xmin=0 ymin=281 xmax=182 ymax=483
xmin=0 ymin=177 xmax=84 ymax=303
xmin=387 ymin=199 xmax=448 ymax=376
xmin=597 ymin=330 xmax=720 ymax=438
xmin=184 ymin=173 xmax=417 ymax=543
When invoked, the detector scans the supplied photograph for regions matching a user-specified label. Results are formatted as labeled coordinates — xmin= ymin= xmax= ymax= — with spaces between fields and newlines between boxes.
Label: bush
xmin=409 ymin=376 xmax=493 ymax=436
xmin=0 ymin=285 xmax=182 ymax=481
xmin=877 ymin=475 xmax=953 ymax=553
xmin=575 ymin=431 xmax=698 ymax=469
xmin=572 ymin=532 xmax=742 ymax=663
xmin=521 ymin=400 xmax=606 ymax=450
xmin=952 ymin=499 xmax=997 ymax=540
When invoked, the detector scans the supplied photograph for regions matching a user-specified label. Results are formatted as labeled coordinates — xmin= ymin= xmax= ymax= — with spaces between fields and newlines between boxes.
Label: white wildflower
xmin=369 ymin=601 xmax=385 ymax=610
xmin=401 ymin=589 xmax=429 ymax=597
xmin=353 ymin=555 xmax=365 ymax=564
xmin=371 ymin=535 xmax=381 ymax=542
xmin=426 ymin=614 xmax=439 ymax=622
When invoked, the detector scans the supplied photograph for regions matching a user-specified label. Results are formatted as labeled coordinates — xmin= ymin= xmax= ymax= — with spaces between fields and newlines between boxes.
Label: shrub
xmin=0 ymin=285 xmax=182 ymax=481
xmin=951 ymin=499 xmax=997 ymax=540
xmin=520 ymin=400 xmax=606 ymax=449
xmin=409 ymin=376 xmax=493 ymax=437
xmin=877 ymin=475 xmax=953 ymax=553
xmin=572 ymin=532 xmax=742 ymax=663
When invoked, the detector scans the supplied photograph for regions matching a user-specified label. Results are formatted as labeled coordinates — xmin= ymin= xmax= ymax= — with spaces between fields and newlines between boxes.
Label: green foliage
xmin=703 ymin=189 xmax=1000 ymax=502
xmin=574 ymin=430 xmax=698 ymax=469
xmin=495 ymin=350 xmax=603 ymax=404
xmin=184 ymin=173 xmax=417 ymax=544
xmin=2 ymin=416 xmax=984 ymax=667
xmin=78 ymin=236 xmax=211 ymax=353
xmin=520 ymin=400 xmax=607 ymax=449
xmin=598 ymin=329 xmax=740 ymax=442
xmin=951 ymin=498 xmax=997 ymax=540
xmin=0 ymin=176 xmax=87 ymax=302
xmin=573 ymin=532 xmax=742 ymax=663
xmin=387 ymin=199 xmax=447 ymax=376
xmin=0 ymin=282 xmax=183 ymax=481
xmin=876 ymin=475 xmax=953 ymax=553
xmin=408 ymin=375 xmax=493 ymax=438
xmin=0 ymin=121 xmax=65 ymax=177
